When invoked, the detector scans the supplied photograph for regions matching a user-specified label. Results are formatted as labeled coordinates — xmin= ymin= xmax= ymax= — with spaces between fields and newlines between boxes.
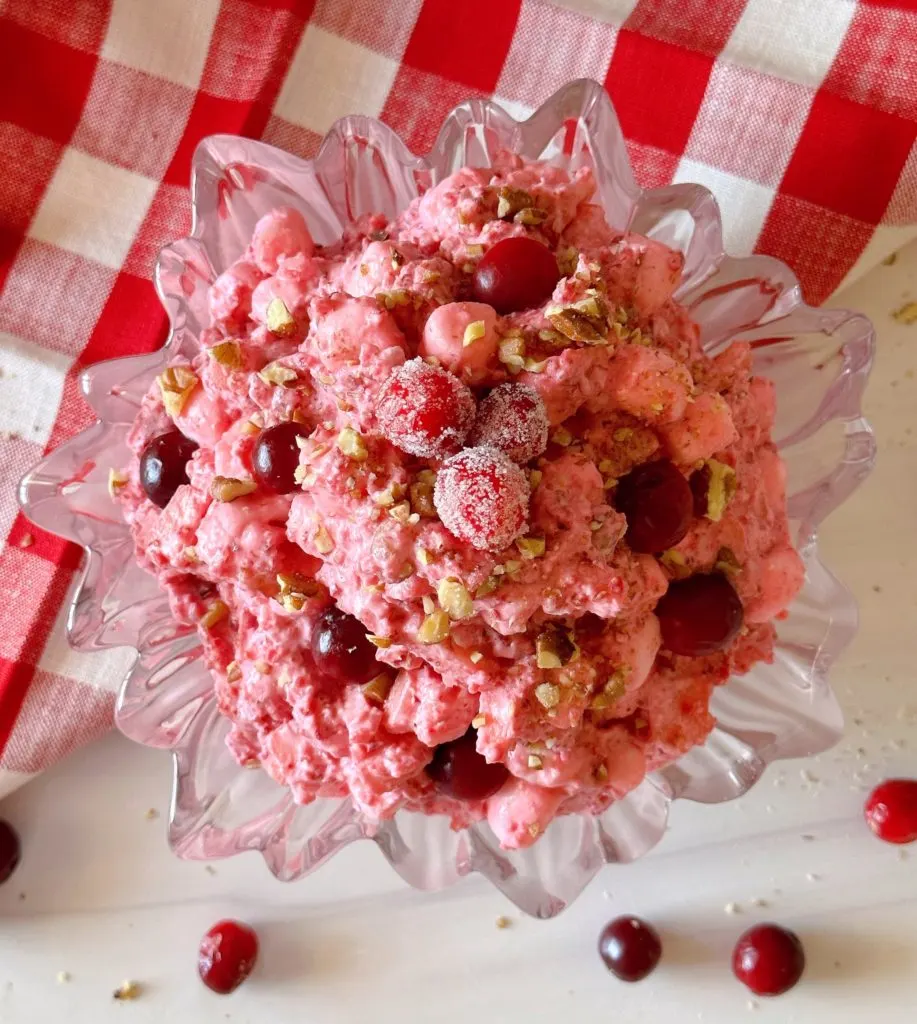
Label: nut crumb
xmin=113 ymin=980 xmax=142 ymax=1001
xmin=806 ymin=872 xmax=821 ymax=882
xmin=495 ymin=915 xmax=512 ymax=929
xmin=724 ymin=902 xmax=741 ymax=915
xmin=144 ymin=808 xmax=159 ymax=821
xmin=56 ymin=971 xmax=71 ymax=984
xmin=205 ymin=865 xmax=217 ymax=875
xmin=18 ymin=533 xmax=34 ymax=549
xmin=892 ymin=301 xmax=917 ymax=325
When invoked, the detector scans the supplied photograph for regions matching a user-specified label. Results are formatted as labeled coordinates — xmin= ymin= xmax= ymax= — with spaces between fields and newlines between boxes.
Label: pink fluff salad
xmin=117 ymin=155 xmax=803 ymax=850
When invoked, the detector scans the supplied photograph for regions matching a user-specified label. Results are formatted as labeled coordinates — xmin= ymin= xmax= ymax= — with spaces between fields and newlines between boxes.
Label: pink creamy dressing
xmin=119 ymin=155 xmax=803 ymax=849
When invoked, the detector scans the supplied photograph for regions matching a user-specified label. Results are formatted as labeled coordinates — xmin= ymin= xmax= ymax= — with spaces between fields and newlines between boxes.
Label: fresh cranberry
xmin=598 ymin=916 xmax=662 ymax=982
xmin=198 ymin=919 xmax=258 ymax=994
xmin=0 ymin=821 xmax=21 ymax=884
xmin=140 ymin=431 xmax=198 ymax=508
xmin=864 ymin=778 xmax=917 ymax=844
xmin=468 ymin=383 xmax=549 ymax=464
xmin=311 ymin=606 xmax=378 ymax=685
xmin=472 ymin=237 xmax=561 ymax=314
xmin=376 ymin=357 xmax=475 ymax=459
xmin=433 ymin=446 xmax=530 ymax=552
xmin=655 ymin=573 xmax=743 ymax=656
xmin=732 ymin=923 xmax=805 ymax=997
xmin=252 ymin=421 xmax=309 ymax=494
xmin=427 ymin=730 xmax=509 ymax=800
xmin=615 ymin=460 xmax=693 ymax=553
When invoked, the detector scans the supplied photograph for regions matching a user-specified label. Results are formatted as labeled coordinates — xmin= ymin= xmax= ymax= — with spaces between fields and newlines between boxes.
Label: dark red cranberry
xmin=252 ymin=421 xmax=309 ymax=494
xmin=656 ymin=573 xmax=743 ymax=656
xmin=471 ymin=237 xmax=560 ymax=314
xmin=0 ymin=820 xmax=21 ymax=884
xmin=598 ymin=916 xmax=662 ymax=982
xmin=732 ymin=923 xmax=805 ymax=997
xmin=311 ymin=606 xmax=377 ymax=684
xmin=427 ymin=729 xmax=509 ymax=800
xmin=198 ymin=919 xmax=258 ymax=994
xmin=864 ymin=778 xmax=917 ymax=844
xmin=615 ymin=460 xmax=693 ymax=553
xmin=140 ymin=431 xmax=198 ymax=508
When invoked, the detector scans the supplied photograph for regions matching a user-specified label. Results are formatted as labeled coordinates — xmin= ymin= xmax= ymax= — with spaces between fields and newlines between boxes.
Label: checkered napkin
xmin=0 ymin=0 xmax=914 ymax=797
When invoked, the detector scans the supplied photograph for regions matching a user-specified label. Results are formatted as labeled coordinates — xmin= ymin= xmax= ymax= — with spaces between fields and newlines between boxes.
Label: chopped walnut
xmin=551 ymin=426 xmax=574 ymax=447
xmin=410 ymin=470 xmax=437 ymax=517
xmin=157 ymin=365 xmax=198 ymax=417
xmin=208 ymin=339 xmax=242 ymax=369
xmin=337 ymin=426 xmax=368 ymax=461
xmin=534 ymin=682 xmax=561 ymax=709
xmin=659 ymin=548 xmax=691 ymax=578
xmin=388 ymin=501 xmax=412 ymax=524
xmin=475 ymin=576 xmax=499 ymax=598
xmin=497 ymin=335 xmax=526 ymax=373
xmin=545 ymin=294 xmax=609 ymax=345
xmin=113 ymin=980 xmax=143 ymax=1001
xmin=276 ymin=572 xmax=318 ymax=612
xmin=516 ymin=536 xmax=545 ymax=559
xmin=469 ymin=654 xmax=484 ymax=667
xmin=590 ymin=670 xmax=628 ymax=709
xmin=695 ymin=459 xmax=737 ymax=522
xmin=366 ymin=634 xmax=392 ymax=648
xmin=211 ymin=476 xmax=257 ymax=502
xmin=463 ymin=320 xmax=486 ymax=347
xmin=417 ymin=609 xmax=450 ymax=644
xmin=266 ymin=297 xmax=296 ymax=336
xmin=437 ymin=577 xmax=474 ymax=620
xmin=535 ymin=624 xmax=577 ymax=669
xmin=199 ymin=600 xmax=229 ymax=629
xmin=715 ymin=546 xmax=742 ymax=576
xmin=496 ymin=186 xmax=534 ymax=221
xmin=314 ymin=523 xmax=334 ymax=554
xmin=226 ymin=661 xmax=242 ymax=682
xmin=362 ymin=673 xmax=394 ymax=703
xmin=258 ymin=361 xmax=298 ymax=387
xmin=514 ymin=206 xmax=547 ymax=226
xmin=527 ymin=754 xmax=544 ymax=770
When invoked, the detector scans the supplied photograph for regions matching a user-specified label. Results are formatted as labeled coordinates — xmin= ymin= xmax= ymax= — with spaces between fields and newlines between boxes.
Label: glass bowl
xmin=18 ymin=79 xmax=875 ymax=918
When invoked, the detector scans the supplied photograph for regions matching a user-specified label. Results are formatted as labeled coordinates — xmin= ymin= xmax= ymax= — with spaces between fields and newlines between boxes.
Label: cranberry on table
xmin=140 ymin=431 xmax=198 ymax=508
xmin=471 ymin=237 xmax=561 ymax=315
xmin=198 ymin=919 xmax=258 ymax=994
xmin=732 ymin=923 xmax=805 ymax=997
xmin=598 ymin=916 xmax=662 ymax=982
xmin=433 ymin=446 xmax=530 ymax=552
xmin=864 ymin=778 xmax=917 ymax=844
xmin=252 ymin=421 xmax=310 ymax=494
xmin=615 ymin=459 xmax=693 ymax=554
xmin=311 ymin=606 xmax=378 ymax=685
xmin=376 ymin=357 xmax=475 ymax=459
xmin=655 ymin=573 xmax=744 ymax=656
xmin=427 ymin=729 xmax=509 ymax=800
xmin=0 ymin=820 xmax=21 ymax=884
xmin=468 ymin=383 xmax=549 ymax=464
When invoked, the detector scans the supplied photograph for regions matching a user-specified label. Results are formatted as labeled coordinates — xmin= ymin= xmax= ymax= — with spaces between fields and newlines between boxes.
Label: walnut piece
xmin=496 ymin=186 xmax=534 ymax=221
xmin=199 ymin=600 xmax=229 ymax=630
xmin=535 ymin=624 xmax=577 ymax=669
xmin=534 ymin=682 xmax=561 ymax=708
xmin=696 ymin=459 xmax=737 ymax=522
xmin=266 ymin=297 xmax=296 ymax=336
xmin=417 ymin=609 xmax=450 ymax=644
xmin=258 ymin=361 xmax=298 ymax=387
xmin=437 ymin=577 xmax=474 ymax=620
xmin=337 ymin=427 xmax=368 ymax=461
xmin=157 ymin=365 xmax=198 ymax=417
xmin=362 ymin=673 xmax=394 ymax=703
xmin=208 ymin=339 xmax=242 ymax=369
xmin=211 ymin=476 xmax=257 ymax=502
xmin=463 ymin=320 xmax=486 ymax=347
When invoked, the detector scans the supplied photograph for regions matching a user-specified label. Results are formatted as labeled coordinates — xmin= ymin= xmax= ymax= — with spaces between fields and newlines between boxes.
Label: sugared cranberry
xmin=198 ymin=919 xmax=258 ymax=994
xmin=376 ymin=357 xmax=475 ymax=459
xmin=655 ymin=573 xmax=743 ymax=656
xmin=0 ymin=820 xmax=21 ymax=884
xmin=433 ymin=446 xmax=530 ymax=552
xmin=864 ymin=778 xmax=917 ymax=844
xmin=468 ymin=383 xmax=549 ymax=464
xmin=471 ymin=237 xmax=561 ymax=314
xmin=732 ymin=923 xmax=805 ymax=997
xmin=140 ymin=431 xmax=198 ymax=508
xmin=615 ymin=460 xmax=693 ymax=553
xmin=311 ymin=606 xmax=377 ymax=684
xmin=252 ymin=421 xmax=309 ymax=494
xmin=598 ymin=916 xmax=662 ymax=982
xmin=427 ymin=729 xmax=509 ymax=800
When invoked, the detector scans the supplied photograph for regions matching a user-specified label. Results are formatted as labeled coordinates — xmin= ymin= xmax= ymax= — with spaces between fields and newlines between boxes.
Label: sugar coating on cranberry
xmin=864 ymin=778 xmax=917 ymax=844
xmin=468 ymin=383 xmax=549 ymax=464
xmin=376 ymin=357 xmax=475 ymax=459
xmin=434 ymin=446 xmax=530 ymax=551
xmin=198 ymin=919 xmax=259 ymax=994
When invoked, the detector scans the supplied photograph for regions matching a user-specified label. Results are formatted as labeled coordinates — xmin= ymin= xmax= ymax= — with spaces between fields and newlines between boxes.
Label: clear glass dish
xmin=18 ymin=80 xmax=875 ymax=918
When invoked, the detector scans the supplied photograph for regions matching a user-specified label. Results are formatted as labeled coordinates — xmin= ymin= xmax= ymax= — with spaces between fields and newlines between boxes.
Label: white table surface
xmin=1 ymin=246 xmax=916 ymax=1024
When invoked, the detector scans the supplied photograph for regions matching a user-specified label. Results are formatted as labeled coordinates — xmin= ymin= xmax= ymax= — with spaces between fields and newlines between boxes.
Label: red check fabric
xmin=1 ymin=0 xmax=914 ymax=795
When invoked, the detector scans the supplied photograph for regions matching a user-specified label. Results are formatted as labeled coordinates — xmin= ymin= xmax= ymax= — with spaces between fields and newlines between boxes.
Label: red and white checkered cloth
xmin=0 ymin=0 xmax=914 ymax=798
